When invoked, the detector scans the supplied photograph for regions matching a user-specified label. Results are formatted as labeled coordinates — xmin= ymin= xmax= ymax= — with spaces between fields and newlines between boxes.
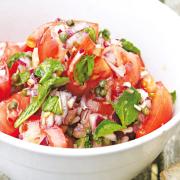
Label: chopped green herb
xmin=14 ymin=76 xmax=69 ymax=128
xmin=35 ymin=58 xmax=64 ymax=84
xmin=59 ymin=32 xmax=69 ymax=43
xmin=113 ymin=87 xmax=141 ymax=127
xmin=84 ymin=27 xmax=96 ymax=42
xmin=99 ymin=29 xmax=110 ymax=41
xmin=93 ymin=120 xmax=122 ymax=139
xmin=7 ymin=52 xmax=31 ymax=68
xmin=74 ymin=55 xmax=94 ymax=85
xmin=170 ymin=90 xmax=176 ymax=103
xmin=42 ymin=96 xmax=62 ymax=115
xmin=14 ymin=71 xmax=30 ymax=86
xmin=75 ymin=135 xmax=92 ymax=148
xmin=121 ymin=39 xmax=140 ymax=54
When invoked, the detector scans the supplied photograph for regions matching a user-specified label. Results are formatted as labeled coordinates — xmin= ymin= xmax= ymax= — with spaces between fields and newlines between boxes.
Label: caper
xmin=99 ymin=80 xmax=107 ymax=88
xmin=12 ymin=73 xmax=20 ymax=83
xmin=100 ymin=89 xmax=107 ymax=97
xmin=66 ymin=19 xmax=75 ymax=26
xmin=8 ymin=101 xmax=18 ymax=110
xmin=67 ymin=127 xmax=73 ymax=136
xmin=95 ymin=87 xmax=101 ymax=96
xmin=59 ymin=32 xmax=69 ymax=43
xmin=22 ymin=89 xmax=28 ymax=96
xmin=142 ymin=107 xmax=150 ymax=115
xmin=103 ymin=137 xmax=112 ymax=146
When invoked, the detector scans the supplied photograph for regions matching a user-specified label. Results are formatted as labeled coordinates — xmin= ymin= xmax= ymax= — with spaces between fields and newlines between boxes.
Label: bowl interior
xmin=0 ymin=0 xmax=180 ymax=153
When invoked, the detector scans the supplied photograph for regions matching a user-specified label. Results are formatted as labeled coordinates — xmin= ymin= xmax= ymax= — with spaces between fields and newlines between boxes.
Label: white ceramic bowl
xmin=0 ymin=0 xmax=180 ymax=179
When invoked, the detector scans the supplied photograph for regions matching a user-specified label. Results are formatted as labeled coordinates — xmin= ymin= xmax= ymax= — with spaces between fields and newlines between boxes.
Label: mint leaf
xmin=99 ymin=29 xmax=110 ymax=41
xmin=8 ymin=52 xmax=32 ymax=68
xmin=121 ymin=39 xmax=140 ymax=54
xmin=170 ymin=90 xmax=176 ymax=104
xmin=16 ymin=71 xmax=30 ymax=86
xmin=73 ymin=55 xmax=94 ymax=85
xmin=35 ymin=58 xmax=64 ymax=84
xmin=84 ymin=27 xmax=96 ymax=42
xmin=42 ymin=96 xmax=62 ymax=115
xmin=14 ymin=77 xmax=69 ymax=128
xmin=94 ymin=120 xmax=122 ymax=139
xmin=113 ymin=88 xmax=141 ymax=127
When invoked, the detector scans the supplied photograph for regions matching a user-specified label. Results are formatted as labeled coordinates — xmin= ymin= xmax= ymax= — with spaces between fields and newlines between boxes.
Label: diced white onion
xmin=105 ymin=60 xmax=126 ymax=77
xmin=67 ymin=96 xmax=77 ymax=109
xmin=134 ymin=104 xmax=142 ymax=111
xmin=140 ymin=70 xmax=149 ymax=78
xmin=104 ymin=134 xmax=117 ymax=141
xmin=123 ymin=82 xmax=131 ymax=88
xmin=0 ymin=69 xmax=6 ymax=76
xmin=80 ymin=95 xmax=87 ymax=110
xmin=70 ymin=22 xmax=89 ymax=34
xmin=137 ymin=89 xmax=149 ymax=102
xmin=32 ymin=48 xmax=39 ymax=68
xmin=89 ymin=113 xmax=99 ymax=131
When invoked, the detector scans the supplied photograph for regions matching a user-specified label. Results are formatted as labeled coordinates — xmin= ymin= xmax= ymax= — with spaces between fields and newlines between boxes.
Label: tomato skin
xmin=3 ymin=42 xmax=24 ymax=61
xmin=136 ymin=82 xmax=173 ymax=138
xmin=26 ymin=21 xmax=59 ymax=48
xmin=44 ymin=126 xmax=68 ymax=148
xmin=102 ymin=45 xmax=144 ymax=87
xmin=0 ymin=93 xmax=30 ymax=136
xmin=0 ymin=60 xmax=11 ymax=101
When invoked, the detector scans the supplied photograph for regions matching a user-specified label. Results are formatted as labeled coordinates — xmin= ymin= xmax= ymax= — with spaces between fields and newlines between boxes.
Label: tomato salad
xmin=0 ymin=19 xmax=176 ymax=148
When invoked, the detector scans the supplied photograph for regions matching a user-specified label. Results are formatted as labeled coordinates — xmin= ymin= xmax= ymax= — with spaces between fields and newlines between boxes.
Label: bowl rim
xmin=0 ymin=0 xmax=180 ymax=158
xmin=0 ymin=112 xmax=179 ymax=157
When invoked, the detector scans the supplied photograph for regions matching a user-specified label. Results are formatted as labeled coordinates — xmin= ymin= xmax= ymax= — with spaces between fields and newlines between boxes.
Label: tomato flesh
xmin=136 ymin=82 xmax=173 ymax=138
xmin=0 ymin=60 xmax=11 ymax=101
xmin=0 ymin=93 xmax=30 ymax=136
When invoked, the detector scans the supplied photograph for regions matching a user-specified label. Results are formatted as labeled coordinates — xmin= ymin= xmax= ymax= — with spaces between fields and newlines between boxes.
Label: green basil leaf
xmin=121 ymin=39 xmax=140 ymax=54
xmin=99 ymin=29 xmax=110 ymax=41
xmin=84 ymin=27 xmax=96 ymax=42
xmin=7 ymin=52 xmax=32 ymax=68
xmin=42 ymin=96 xmax=62 ymax=115
xmin=47 ymin=77 xmax=69 ymax=88
xmin=73 ymin=55 xmax=94 ymax=85
xmin=94 ymin=120 xmax=122 ymax=139
xmin=15 ymin=71 xmax=30 ymax=86
xmin=34 ymin=58 xmax=64 ymax=84
xmin=14 ymin=77 xmax=69 ymax=128
xmin=14 ymin=84 xmax=50 ymax=128
xmin=113 ymin=88 xmax=141 ymax=127
xmin=170 ymin=90 xmax=176 ymax=104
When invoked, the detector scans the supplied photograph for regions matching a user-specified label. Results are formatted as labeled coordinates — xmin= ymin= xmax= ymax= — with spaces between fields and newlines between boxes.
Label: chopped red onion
xmin=17 ymin=59 xmax=27 ymax=67
xmin=40 ymin=136 xmax=49 ymax=146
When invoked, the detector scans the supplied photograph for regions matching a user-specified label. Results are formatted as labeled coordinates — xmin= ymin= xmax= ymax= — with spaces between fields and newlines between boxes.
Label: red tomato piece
xmin=102 ymin=45 xmax=144 ymax=87
xmin=26 ymin=21 xmax=59 ymax=49
xmin=0 ymin=60 xmax=11 ymax=101
xmin=66 ymin=57 xmax=112 ymax=96
xmin=0 ymin=93 xmax=30 ymax=136
xmin=136 ymin=82 xmax=173 ymax=138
